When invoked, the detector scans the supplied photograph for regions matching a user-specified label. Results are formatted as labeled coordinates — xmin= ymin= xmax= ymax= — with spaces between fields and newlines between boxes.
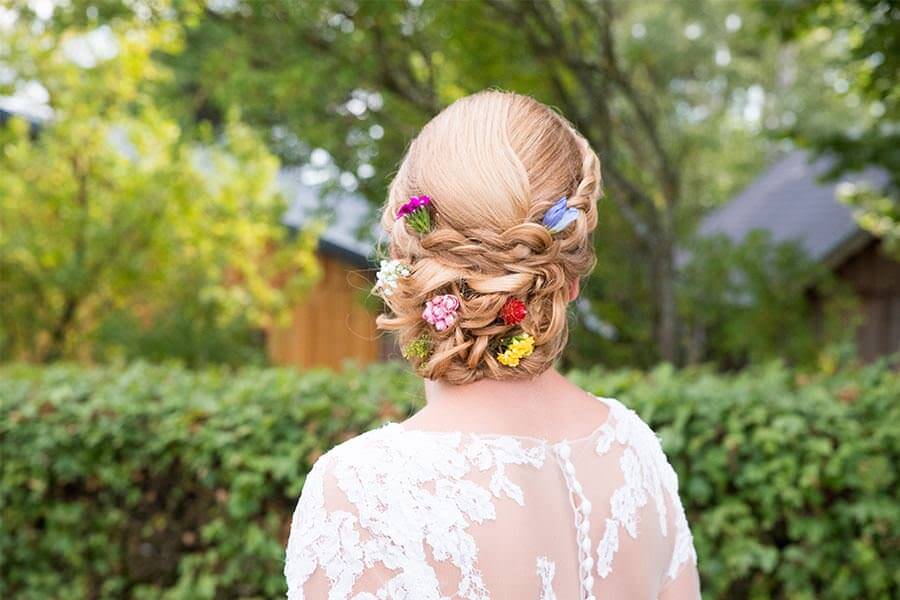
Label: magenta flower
xmin=422 ymin=294 xmax=460 ymax=331
xmin=397 ymin=195 xmax=433 ymax=233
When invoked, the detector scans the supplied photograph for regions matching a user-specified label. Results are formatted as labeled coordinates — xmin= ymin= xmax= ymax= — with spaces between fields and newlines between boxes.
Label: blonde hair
xmin=377 ymin=91 xmax=601 ymax=384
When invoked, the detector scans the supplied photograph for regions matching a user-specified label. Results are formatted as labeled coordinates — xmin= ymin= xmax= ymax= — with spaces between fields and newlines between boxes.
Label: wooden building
xmin=266 ymin=169 xmax=391 ymax=370
xmin=699 ymin=151 xmax=899 ymax=361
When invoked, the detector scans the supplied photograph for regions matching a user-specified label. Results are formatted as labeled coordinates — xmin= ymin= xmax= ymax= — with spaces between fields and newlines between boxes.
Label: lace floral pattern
xmin=284 ymin=397 xmax=698 ymax=600
xmin=465 ymin=435 xmax=546 ymax=505
xmin=536 ymin=556 xmax=557 ymax=600
xmin=593 ymin=398 xmax=696 ymax=580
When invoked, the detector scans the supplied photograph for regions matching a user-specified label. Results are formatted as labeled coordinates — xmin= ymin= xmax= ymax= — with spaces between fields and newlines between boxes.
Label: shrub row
xmin=1 ymin=360 xmax=898 ymax=599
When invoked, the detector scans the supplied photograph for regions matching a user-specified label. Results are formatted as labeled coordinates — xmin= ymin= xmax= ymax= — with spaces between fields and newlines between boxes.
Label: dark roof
xmin=698 ymin=150 xmax=889 ymax=266
xmin=279 ymin=167 xmax=380 ymax=268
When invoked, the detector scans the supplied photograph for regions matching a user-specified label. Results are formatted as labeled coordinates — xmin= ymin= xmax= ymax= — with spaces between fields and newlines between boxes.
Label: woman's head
xmin=377 ymin=91 xmax=601 ymax=384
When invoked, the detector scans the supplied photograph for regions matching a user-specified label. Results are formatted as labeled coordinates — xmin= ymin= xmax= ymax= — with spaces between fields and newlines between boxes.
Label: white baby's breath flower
xmin=373 ymin=259 xmax=411 ymax=298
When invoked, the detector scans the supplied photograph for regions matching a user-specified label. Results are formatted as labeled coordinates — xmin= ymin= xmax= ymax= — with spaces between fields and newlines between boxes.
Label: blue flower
xmin=542 ymin=196 xmax=580 ymax=234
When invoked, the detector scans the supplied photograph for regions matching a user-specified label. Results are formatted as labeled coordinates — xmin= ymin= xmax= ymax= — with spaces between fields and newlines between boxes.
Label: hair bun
xmin=376 ymin=91 xmax=601 ymax=384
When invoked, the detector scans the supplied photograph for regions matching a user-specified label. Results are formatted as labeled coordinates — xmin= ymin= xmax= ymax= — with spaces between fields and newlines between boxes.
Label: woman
xmin=284 ymin=91 xmax=700 ymax=599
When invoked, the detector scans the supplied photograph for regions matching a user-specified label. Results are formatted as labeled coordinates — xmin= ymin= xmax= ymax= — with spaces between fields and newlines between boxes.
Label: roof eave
xmin=318 ymin=238 xmax=374 ymax=269
xmin=819 ymin=228 xmax=873 ymax=270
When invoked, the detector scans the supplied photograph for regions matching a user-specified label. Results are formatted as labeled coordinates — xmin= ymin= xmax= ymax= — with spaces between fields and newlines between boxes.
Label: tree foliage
xmin=7 ymin=0 xmax=892 ymax=367
xmin=79 ymin=0 xmax=793 ymax=365
xmin=679 ymin=231 xmax=858 ymax=367
xmin=0 ymin=13 xmax=319 ymax=364
xmin=760 ymin=0 xmax=900 ymax=254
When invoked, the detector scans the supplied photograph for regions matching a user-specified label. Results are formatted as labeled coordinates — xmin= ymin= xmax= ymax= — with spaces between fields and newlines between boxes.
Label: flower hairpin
xmin=373 ymin=259 xmax=411 ymax=297
xmin=500 ymin=297 xmax=527 ymax=325
xmin=402 ymin=334 xmax=432 ymax=360
xmin=542 ymin=196 xmax=581 ymax=234
xmin=397 ymin=195 xmax=433 ymax=234
xmin=496 ymin=333 xmax=535 ymax=367
xmin=422 ymin=294 xmax=460 ymax=331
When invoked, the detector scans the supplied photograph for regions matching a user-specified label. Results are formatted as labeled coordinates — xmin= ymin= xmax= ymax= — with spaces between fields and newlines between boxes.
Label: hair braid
xmin=376 ymin=91 xmax=602 ymax=384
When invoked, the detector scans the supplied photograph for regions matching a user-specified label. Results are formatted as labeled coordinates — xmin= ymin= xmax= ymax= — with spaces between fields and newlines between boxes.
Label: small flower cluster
xmin=402 ymin=335 xmax=431 ymax=360
xmin=542 ymin=195 xmax=581 ymax=234
xmin=397 ymin=195 xmax=433 ymax=234
xmin=500 ymin=297 xmax=527 ymax=325
xmin=373 ymin=259 xmax=411 ymax=297
xmin=422 ymin=294 xmax=460 ymax=331
xmin=496 ymin=333 xmax=535 ymax=367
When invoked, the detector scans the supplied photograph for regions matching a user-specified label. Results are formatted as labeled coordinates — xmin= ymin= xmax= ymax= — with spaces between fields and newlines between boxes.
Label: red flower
xmin=500 ymin=297 xmax=527 ymax=325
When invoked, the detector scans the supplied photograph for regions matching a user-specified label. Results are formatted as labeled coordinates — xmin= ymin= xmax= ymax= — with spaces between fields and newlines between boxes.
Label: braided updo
xmin=377 ymin=91 xmax=601 ymax=384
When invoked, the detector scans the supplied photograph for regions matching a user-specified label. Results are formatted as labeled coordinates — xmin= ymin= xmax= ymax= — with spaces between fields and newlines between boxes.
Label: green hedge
xmin=1 ymin=361 xmax=898 ymax=599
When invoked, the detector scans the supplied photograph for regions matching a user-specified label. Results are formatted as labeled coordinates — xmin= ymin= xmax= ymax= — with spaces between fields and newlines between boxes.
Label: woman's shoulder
xmin=306 ymin=394 xmax=675 ymax=491
xmin=312 ymin=421 xmax=463 ymax=475
xmin=312 ymin=394 xmax=670 ymax=471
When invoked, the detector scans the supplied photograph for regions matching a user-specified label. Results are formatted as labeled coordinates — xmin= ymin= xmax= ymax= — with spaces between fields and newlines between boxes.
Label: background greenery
xmin=1 ymin=0 xmax=896 ymax=369
xmin=1 ymin=2 xmax=897 ymax=599
xmin=2 ymin=361 xmax=898 ymax=599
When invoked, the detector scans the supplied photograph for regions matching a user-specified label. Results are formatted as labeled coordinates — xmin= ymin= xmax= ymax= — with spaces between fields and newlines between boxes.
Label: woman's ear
xmin=568 ymin=278 xmax=580 ymax=302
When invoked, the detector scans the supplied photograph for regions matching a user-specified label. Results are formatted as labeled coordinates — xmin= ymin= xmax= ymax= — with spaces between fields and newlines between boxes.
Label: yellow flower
xmin=496 ymin=333 xmax=534 ymax=367
xmin=497 ymin=350 xmax=520 ymax=367
xmin=509 ymin=336 xmax=534 ymax=356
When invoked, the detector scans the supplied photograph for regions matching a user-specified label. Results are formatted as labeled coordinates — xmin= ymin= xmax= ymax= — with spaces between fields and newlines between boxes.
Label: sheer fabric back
xmin=284 ymin=396 xmax=700 ymax=599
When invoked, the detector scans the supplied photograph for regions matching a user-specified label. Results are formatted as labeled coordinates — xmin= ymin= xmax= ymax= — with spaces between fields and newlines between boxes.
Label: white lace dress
xmin=284 ymin=396 xmax=700 ymax=599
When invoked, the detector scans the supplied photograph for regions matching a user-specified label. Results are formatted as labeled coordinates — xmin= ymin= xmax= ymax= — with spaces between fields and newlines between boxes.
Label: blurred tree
xmin=44 ymin=0 xmax=870 ymax=367
xmin=143 ymin=0 xmax=785 ymax=365
xmin=679 ymin=231 xmax=858 ymax=367
xmin=0 ymin=13 xmax=319 ymax=363
xmin=760 ymin=0 xmax=900 ymax=255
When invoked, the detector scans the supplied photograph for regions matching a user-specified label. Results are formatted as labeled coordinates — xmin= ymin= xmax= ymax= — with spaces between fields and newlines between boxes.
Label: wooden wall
xmin=266 ymin=253 xmax=383 ymax=370
xmin=834 ymin=240 xmax=900 ymax=361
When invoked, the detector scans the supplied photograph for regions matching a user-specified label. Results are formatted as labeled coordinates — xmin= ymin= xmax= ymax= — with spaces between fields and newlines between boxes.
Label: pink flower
xmin=422 ymin=294 xmax=460 ymax=331
xmin=396 ymin=195 xmax=431 ymax=218
xmin=397 ymin=195 xmax=433 ymax=234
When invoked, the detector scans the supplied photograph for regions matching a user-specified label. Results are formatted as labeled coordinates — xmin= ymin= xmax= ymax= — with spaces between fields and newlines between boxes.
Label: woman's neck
xmin=424 ymin=367 xmax=567 ymax=408
xmin=403 ymin=367 xmax=603 ymax=439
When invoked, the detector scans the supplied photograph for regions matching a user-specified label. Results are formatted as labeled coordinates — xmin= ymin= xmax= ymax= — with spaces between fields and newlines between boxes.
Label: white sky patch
xmin=346 ymin=97 xmax=367 ymax=117
xmin=368 ymin=124 xmax=384 ymax=140
xmin=208 ymin=0 xmax=241 ymax=14
xmin=366 ymin=91 xmax=383 ymax=111
xmin=867 ymin=52 xmax=885 ymax=68
xmin=0 ymin=6 xmax=18 ymax=31
xmin=0 ymin=65 xmax=15 ymax=85
xmin=28 ymin=0 xmax=54 ymax=20
xmin=715 ymin=46 xmax=731 ymax=66
xmin=725 ymin=14 xmax=742 ymax=32
xmin=310 ymin=147 xmax=331 ymax=167
xmin=631 ymin=23 xmax=646 ymax=39
xmin=62 ymin=25 xmax=119 ymax=68
xmin=357 ymin=163 xmax=375 ymax=179
xmin=0 ymin=78 xmax=54 ymax=121
xmin=300 ymin=165 xmax=335 ymax=187
xmin=743 ymin=85 xmax=765 ymax=123
xmin=339 ymin=171 xmax=358 ymax=192
xmin=0 ymin=97 xmax=51 ymax=120
xmin=20 ymin=79 xmax=49 ymax=104
xmin=684 ymin=22 xmax=702 ymax=40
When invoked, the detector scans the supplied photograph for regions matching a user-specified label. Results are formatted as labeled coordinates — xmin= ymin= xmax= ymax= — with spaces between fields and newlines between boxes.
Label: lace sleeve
xmin=284 ymin=434 xmax=444 ymax=600
xmin=284 ymin=453 xmax=389 ymax=600
xmin=658 ymin=555 xmax=701 ymax=600
xmin=658 ymin=445 xmax=700 ymax=600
